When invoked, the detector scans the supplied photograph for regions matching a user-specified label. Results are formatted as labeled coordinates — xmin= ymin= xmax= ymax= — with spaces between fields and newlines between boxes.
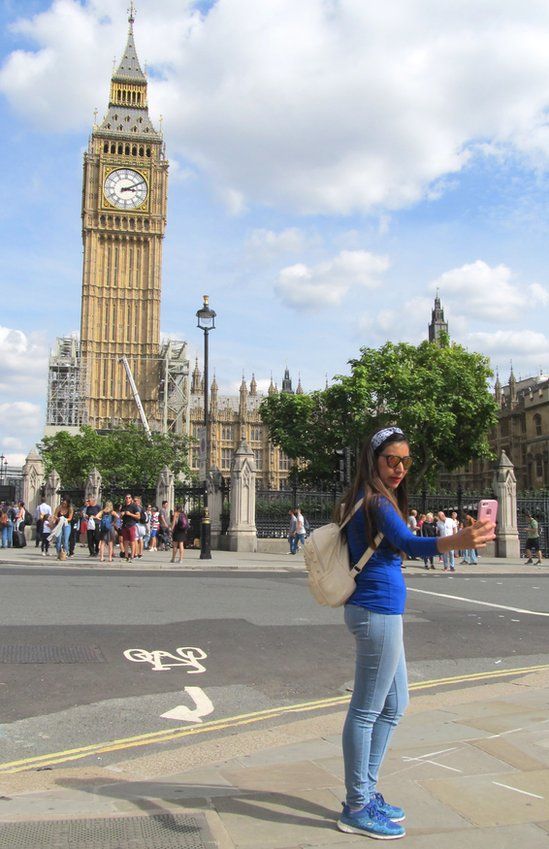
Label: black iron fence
xmin=174 ymin=483 xmax=206 ymax=544
xmin=517 ymin=492 xmax=549 ymax=556
xmin=255 ymin=487 xmax=342 ymax=538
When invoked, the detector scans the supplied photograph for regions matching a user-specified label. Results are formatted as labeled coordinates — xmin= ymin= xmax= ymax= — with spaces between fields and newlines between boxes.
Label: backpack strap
xmin=340 ymin=498 xmax=384 ymax=575
xmin=339 ymin=498 xmax=364 ymax=530
xmin=350 ymin=532 xmax=384 ymax=575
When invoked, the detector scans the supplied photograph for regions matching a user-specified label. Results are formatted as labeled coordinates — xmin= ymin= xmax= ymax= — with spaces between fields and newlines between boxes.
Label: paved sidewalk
xmin=1 ymin=668 xmax=548 ymax=846
xmin=0 ymin=543 xmax=547 ymax=574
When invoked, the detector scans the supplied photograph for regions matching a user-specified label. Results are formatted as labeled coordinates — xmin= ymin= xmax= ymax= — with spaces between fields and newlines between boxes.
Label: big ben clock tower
xmin=79 ymin=5 xmax=168 ymax=429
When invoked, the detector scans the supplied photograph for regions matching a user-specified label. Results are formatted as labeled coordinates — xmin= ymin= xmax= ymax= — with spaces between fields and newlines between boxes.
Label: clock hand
xmin=120 ymin=180 xmax=146 ymax=192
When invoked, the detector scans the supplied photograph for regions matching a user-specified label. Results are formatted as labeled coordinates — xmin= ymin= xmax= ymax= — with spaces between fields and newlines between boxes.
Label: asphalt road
xmin=0 ymin=565 xmax=548 ymax=769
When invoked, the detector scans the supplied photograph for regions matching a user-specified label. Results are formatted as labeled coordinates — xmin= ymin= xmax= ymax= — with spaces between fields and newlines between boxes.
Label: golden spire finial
xmin=128 ymin=2 xmax=136 ymax=26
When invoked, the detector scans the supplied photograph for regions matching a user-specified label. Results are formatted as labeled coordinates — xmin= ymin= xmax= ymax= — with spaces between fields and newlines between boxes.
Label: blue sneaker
xmin=337 ymin=802 xmax=406 ymax=839
xmin=371 ymin=792 xmax=405 ymax=822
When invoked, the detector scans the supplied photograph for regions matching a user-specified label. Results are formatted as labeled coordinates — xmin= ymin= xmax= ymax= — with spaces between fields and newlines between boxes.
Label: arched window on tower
xmin=132 ymin=145 xmax=137 ymax=156
xmin=103 ymin=141 xmax=108 ymax=153
xmin=139 ymin=146 xmax=144 ymax=157
xmin=125 ymin=144 xmax=130 ymax=155
xmin=118 ymin=143 xmax=123 ymax=155
xmin=534 ymin=413 xmax=542 ymax=436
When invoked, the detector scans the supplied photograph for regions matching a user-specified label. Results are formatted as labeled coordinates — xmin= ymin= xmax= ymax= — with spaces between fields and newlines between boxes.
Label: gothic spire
xmin=98 ymin=7 xmax=161 ymax=138
xmin=113 ymin=4 xmax=146 ymax=83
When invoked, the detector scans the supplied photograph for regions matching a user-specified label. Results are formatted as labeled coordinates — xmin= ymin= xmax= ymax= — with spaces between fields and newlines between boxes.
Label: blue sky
xmin=1 ymin=0 xmax=549 ymax=464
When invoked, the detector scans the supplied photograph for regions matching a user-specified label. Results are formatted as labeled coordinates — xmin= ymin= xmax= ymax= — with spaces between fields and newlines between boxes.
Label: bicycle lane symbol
xmin=123 ymin=646 xmax=214 ymax=723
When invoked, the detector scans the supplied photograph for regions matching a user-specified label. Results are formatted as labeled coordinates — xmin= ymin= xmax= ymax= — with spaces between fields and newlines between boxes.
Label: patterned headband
xmin=371 ymin=427 xmax=405 ymax=451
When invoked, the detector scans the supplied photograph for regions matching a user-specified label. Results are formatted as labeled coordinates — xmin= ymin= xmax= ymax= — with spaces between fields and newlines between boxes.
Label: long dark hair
xmin=337 ymin=429 xmax=410 ymax=548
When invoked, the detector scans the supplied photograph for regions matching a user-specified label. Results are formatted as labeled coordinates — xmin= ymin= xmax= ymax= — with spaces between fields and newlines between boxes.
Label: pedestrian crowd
xmin=0 ymin=495 xmax=191 ymax=563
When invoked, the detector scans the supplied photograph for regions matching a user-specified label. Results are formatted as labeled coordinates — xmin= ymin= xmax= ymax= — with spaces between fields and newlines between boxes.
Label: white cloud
xmin=245 ymin=228 xmax=309 ymax=260
xmin=430 ymin=260 xmax=549 ymax=322
xmin=275 ymin=249 xmax=389 ymax=309
xmin=467 ymin=329 xmax=549 ymax=363
xmin=529 ymin=282 xmax=549 ymax=307
xmin=5 ymin=2 xmax=549 ymax=213
xmin=0 ymin=328 xmax=48 ymax=466
xmin=0 ymin=327 xmax=49 ymax=396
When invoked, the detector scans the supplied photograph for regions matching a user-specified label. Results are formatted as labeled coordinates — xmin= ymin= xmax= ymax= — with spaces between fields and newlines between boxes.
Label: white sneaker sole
xmin=337 ymin=819 xmax=406 ymax=839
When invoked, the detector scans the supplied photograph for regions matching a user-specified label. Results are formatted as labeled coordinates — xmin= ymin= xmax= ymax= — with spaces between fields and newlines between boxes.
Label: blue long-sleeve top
xmin=346 ymin=494 xmax=439 ymax=614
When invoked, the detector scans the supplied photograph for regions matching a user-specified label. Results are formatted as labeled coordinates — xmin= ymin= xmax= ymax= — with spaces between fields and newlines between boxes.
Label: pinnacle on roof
xmin=113 ymin=4 xmax=146 ymax=83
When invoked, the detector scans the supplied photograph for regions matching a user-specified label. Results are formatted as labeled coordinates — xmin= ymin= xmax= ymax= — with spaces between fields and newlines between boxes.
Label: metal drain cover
xmin=0 ymin=813 xmax=217 ymax=848
xmin=0 ymin=645 xmax=105 ymax=663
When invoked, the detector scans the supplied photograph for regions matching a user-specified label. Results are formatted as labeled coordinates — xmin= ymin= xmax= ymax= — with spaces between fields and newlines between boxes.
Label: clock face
xmin=104 ymin=168 xmax=148 ymax=209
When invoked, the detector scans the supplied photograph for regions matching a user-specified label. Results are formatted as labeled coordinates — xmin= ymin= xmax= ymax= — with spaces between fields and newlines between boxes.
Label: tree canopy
xmin=260 ymin=339 xmax=498 ymax=488
xmin=40 ymin=425 xmax=191 ymax=491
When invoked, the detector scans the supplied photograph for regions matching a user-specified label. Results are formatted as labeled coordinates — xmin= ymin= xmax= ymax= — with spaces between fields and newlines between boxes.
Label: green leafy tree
xmin=260 ymin=340 xmax=498 ymax=487
xmin=40 ymin=425 xmax=191 ymax=491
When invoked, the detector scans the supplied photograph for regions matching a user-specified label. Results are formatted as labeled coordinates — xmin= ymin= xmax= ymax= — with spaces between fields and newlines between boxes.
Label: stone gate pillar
xmin=492 ymin=450 xmax=520 ymax=558
xmin=85 ymin=467 xmax=102 ymax=503
xmin=208 ymin=466 xmax=223 ymax=549
xmin=156 ymin=466 xmax=174 ymax=513
xmin=45 ymin=469 xmax=61 ymax=512
xmin=228 ymin=437 xmax=257 ymax=552
xmin=22 ymin=448 xmax=44 ymax=515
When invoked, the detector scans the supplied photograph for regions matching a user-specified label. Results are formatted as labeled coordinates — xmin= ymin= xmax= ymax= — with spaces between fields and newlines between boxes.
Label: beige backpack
xmin=303 ymin=498 xmax=383 ymax=607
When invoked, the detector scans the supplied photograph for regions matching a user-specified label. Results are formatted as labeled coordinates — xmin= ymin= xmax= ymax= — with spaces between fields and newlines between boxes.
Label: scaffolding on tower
xmin=45 ymin=336 xmax=88 ymax=431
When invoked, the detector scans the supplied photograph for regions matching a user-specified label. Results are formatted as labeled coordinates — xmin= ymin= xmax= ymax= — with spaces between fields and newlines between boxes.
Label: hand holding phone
xmin=478 ymin=499 xmax=498 ymax=525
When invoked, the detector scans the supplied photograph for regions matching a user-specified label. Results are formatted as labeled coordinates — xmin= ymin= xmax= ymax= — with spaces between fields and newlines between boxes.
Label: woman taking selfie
xmin=337 ymin=426 xmax=495 ymax=839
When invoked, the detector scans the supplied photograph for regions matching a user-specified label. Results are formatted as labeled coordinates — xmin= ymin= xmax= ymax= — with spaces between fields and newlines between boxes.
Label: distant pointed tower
xmin=494 ymin=370 xmax=502 ymax=407
xmin=191 ymin=358 xmax=201 ymax=394
xmin=428 ymin=291 xmax=449 ymax=343
xmin=296 ymin=374 xmax=304 ymax=395
xmin=509 ymin=363 xmax=517 ymax=406
xmin=281 ymin=368 xmax=294 ymax=394
xmin=239 ymin=375 xmax=248 ymax=419
xmin=250 ymin=374 xmax=257 ymax=396
xmin=210 ymin=374 xmax=218 ymax=416
xmin=268 ymin=375 xmax=277 ymax=396
xmin=79 ymin=6 xmax=168 ymax=428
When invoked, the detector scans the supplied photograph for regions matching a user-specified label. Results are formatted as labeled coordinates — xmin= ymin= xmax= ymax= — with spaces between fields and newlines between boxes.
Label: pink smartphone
xmin=477 ymin=499 xmax=498 ymax=524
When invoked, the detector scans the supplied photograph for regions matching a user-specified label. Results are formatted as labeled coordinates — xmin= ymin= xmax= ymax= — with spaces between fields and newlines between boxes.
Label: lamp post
xmin=196 ymin=294 xmax=216 ymax=560
xmin=0 ymin=454 xmax=6 ymax=484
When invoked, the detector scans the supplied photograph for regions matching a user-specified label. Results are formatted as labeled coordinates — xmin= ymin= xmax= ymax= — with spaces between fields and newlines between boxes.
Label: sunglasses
xmin=380 ymin=453 xmax=413 ymax=471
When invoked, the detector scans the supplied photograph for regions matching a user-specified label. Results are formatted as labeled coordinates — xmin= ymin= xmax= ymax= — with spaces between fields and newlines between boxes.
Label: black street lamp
xmin=0 ymin=454 xmax=6 ymax=484
xmin=196 ymin=294 xmax=216 ymax=560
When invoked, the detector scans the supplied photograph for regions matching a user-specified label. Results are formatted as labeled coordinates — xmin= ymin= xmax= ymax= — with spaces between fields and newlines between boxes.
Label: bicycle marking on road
xmin=123 ymin=646 xmax=207 ymax=673
xmin=408 ymin=587 xmax=549 ymax=617
xmin=1 ymin=663 xmax=549 ymax=774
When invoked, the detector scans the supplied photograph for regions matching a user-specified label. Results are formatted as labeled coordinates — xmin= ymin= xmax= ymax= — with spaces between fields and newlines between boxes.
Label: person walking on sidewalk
xmin=524 ymin=512 xmax=543 ymax=565
xmin=171 ymin=504 xmax=188 ymax=563
xmin=436 ymin=510 xmax=456 ymax=571
xmin=420 ymin=511 xmax=437 ymax=568
xmin=336 ymin=426 xmax=495 ymax=840
xmin=287 ymin=509 xmax=297 ymax=554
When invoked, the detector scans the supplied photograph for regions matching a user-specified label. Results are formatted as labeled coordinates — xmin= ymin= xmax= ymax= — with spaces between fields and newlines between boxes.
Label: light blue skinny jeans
xmin=1 ymin=521 xmax=14 ymax=547
xmin=342 ymin=606 xmax=409 ymax=809
xmin=55 ymin=523 xmax=71 ymax=555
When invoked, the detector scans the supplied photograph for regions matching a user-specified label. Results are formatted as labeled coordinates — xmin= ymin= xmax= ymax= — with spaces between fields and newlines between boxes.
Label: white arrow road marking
xmin=160 ymin=687 xmax=214 ymax=724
